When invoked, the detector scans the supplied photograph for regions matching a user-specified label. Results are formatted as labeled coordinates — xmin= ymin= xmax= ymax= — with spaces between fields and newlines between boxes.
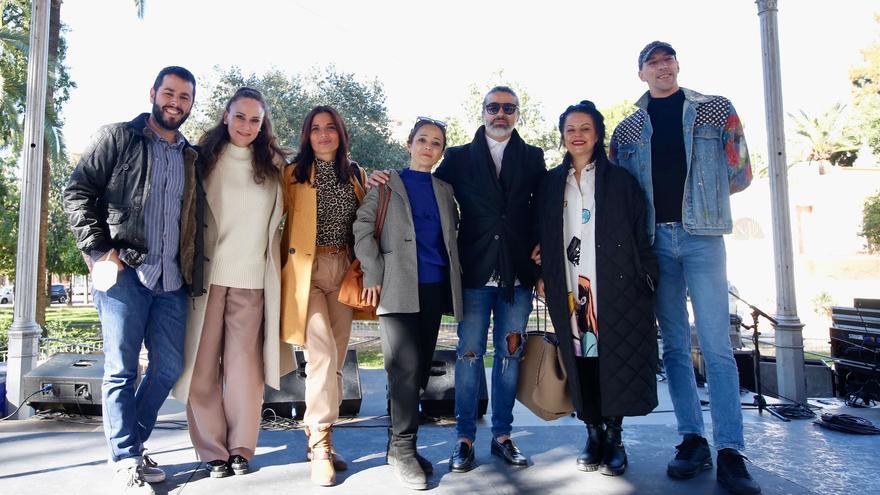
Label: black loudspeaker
xmin=734 ymin=352 xmax=834 ymax=398
xmin=23 ymin=353 xmax=110 ymax=415
xmin=263 ymin=349 xmax=362 ymax=419
xmin=419 ymin=349 xmax=488 ymax=418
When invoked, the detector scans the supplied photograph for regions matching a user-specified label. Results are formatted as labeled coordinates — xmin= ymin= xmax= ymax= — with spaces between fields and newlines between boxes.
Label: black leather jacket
xmin=63 ymin=113 xmax=206 ymax=297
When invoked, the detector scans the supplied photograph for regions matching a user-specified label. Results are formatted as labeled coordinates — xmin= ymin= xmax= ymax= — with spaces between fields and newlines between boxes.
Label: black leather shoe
xmin=449 ymin=441 xmax=475 ymax=473
xmin=598 ymin=417 xmax=627 ymax=476
xmin=205 ymin=460 xmax=230 ymax=478
xmin=228 ymin=455 xmax=249 ymax=475
xmin=667 ymin=434 xmax=712 ymax=479
xmin=577 ymin=423 xmax=604 ymax=472
xmin=490 ymin=437 xmax=528 ymax=467
xmin=716 ymin=449 xmax=762 ymax=494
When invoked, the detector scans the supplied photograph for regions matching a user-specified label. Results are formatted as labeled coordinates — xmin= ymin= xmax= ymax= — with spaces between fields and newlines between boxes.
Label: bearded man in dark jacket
xmin=433 ymin=86 xmax=546 ymax=472
xmin=63 ymin=66 xmax=205 ymax=495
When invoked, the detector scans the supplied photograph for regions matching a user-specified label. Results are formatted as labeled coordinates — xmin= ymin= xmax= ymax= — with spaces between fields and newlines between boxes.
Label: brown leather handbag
xmin=337 ymin=183 xmax=391 ymax=318
xmin=516 ymin=330 xmax=575 ymax=421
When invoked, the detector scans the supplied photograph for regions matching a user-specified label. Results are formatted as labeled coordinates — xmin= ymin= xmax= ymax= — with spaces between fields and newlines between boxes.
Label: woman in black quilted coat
xmin=534 ymin=100 xmax=659 ymax=477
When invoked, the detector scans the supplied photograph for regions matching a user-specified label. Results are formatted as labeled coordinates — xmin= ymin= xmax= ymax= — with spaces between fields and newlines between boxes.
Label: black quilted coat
xmin=536 ymin=158 xmax=659 ymax=417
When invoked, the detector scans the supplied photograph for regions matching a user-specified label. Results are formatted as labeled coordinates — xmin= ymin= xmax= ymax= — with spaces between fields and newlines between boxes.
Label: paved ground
xmin=1 ymin=369 xmax=878 ymax=494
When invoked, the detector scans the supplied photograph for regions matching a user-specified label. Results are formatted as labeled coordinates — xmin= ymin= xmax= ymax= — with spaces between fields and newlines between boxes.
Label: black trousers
xmin=575 ymin=356 xmax=603 ymax=424
xmin=379 ymin=281 xmax=449 ymax=437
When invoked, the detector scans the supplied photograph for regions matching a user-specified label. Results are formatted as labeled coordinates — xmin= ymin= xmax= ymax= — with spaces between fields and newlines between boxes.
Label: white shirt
xmin=485 ymin=134 xmax=510 ymax=178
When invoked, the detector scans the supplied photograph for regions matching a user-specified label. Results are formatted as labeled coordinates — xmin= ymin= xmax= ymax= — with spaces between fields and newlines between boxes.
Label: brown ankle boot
xmin=305 ymin=426 xmax=348 ymax=471
xmin=308 ymin=428 xmax=336 ymax=486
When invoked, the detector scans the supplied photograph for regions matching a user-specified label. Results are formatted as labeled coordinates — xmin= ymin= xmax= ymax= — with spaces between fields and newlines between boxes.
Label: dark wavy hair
xmin=198 ymin=87 xmax=287 ymax=183
xmin=558 ymin=100 xmax=608 ymax=164
xmin=291 ymin=106 xmax=352 ymax=185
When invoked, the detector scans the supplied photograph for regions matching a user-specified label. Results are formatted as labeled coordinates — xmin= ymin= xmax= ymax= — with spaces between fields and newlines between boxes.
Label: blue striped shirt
xmin=137 ymin=126 xmax=185 ymax=292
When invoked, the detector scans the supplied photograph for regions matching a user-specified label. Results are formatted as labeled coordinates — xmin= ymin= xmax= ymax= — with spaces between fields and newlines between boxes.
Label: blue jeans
xmin=94 ymin=266 xmax=187 ymax=462
xmin=654 ymin=223 xmax=744 ymax=451
xmin=455 ymin=286 xmax=532 ymax=441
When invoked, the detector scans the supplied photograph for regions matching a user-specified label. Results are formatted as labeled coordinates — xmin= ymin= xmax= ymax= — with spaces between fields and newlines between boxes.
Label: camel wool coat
xmin=173 ymin=171 xmax=295 ymax=401
xmin=280 ymin=161 xmax=369 ymax=346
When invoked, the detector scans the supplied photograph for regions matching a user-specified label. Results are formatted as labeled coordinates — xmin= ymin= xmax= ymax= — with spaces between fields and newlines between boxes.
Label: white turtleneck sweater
xmin=205 ymin=143 xmax=275 ymax=289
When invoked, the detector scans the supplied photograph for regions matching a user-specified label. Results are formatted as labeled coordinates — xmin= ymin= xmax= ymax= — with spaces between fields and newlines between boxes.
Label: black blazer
xmin=537 ymin=157 xmax=659 ymax=417
xmin=434 ymin=126 xmax=545 ymax=289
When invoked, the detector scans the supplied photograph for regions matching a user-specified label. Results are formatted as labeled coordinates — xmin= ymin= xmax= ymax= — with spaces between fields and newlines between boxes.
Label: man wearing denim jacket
xmin=609 ymin=42 xmax=760 ymax=495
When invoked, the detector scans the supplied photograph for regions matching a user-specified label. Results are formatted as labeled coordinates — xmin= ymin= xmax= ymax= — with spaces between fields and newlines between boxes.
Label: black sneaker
xmin=228 ymin=455 xmax=250 ymax=475
xmin=716 ymin=449 xmax=762 ymax=494
xmin=667 ymin=434 xmax=712 ymax=479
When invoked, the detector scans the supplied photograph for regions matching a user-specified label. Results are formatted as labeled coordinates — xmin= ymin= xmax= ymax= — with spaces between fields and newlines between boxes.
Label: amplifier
xmin=835 ymin=360 xmax=880 ymax=403
xmin=419 ymin=349 xmax=488 ymax=418
xmin=23 ymin=353 xmax=109 ymax=415
xmin=734 ymin=352 xmax=834 ymax=398
xmin=263 ymin=349 xmax=362 ymax=419
xmin=830 ymin=304 xmax=880 ymax=369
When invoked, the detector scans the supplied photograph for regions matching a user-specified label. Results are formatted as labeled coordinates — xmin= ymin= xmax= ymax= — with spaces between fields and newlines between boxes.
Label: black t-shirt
xmin=647 ymin=89 xmax=687 ymax=223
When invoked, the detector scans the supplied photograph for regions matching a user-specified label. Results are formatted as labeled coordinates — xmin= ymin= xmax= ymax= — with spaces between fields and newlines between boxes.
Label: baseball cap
xmin=639 ymin=41 xmax=677 ymax=69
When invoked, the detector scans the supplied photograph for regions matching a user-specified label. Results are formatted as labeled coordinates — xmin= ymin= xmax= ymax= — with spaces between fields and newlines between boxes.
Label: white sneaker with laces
xmin=113 ymin=465 xmax=157 ymax=494
xmin=141 ymin=455 xmax=166 ymax=483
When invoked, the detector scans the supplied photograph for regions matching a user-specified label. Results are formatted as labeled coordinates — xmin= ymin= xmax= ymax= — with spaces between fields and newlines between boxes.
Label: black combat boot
xmin=598 ymin=417 xmax=627 ymax=476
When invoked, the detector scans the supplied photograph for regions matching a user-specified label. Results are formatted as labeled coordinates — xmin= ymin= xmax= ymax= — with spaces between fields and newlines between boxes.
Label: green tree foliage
xmin=0 ymin=153 xmax=20 ymax=277
xmin=850 ymin=15 xmax=880 ymax=157
xmin=787 ymin=103 xmax=859 ymax=169
xmin=185 ymin=65 xmax=408 ymax=171
xmin=46 ymin=156 xmax=84 ymax=277
xmin=0 ymin=0 xmax=72 ymax=158
xmin=861 ymin=190 xmax=880 ymax=253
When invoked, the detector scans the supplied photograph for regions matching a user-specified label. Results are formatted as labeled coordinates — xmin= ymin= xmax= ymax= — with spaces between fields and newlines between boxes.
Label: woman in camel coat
xmin=280 ymin=105 xmax=370 ymax=487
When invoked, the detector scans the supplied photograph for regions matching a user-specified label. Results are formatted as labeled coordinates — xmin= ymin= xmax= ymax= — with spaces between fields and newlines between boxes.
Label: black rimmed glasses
xmin=416 ymin=116 xmax=447 ymax=128
xmin=484 ymin=102 xmax=518 ymax=115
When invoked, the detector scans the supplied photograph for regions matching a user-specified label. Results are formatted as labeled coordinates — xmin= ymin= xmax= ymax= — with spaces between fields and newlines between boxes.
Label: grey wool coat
xmin=353 ymin=170 xmax=463 ymax=319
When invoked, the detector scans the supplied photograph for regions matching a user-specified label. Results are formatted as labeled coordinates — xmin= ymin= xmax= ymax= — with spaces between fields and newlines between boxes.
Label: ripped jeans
xmin=455 ymin=286 xmax=532 ymax=441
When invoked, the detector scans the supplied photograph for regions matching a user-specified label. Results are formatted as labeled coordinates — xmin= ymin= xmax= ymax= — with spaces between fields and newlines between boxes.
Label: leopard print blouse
xmin=314 ymin=159 xmax=358 ymax=247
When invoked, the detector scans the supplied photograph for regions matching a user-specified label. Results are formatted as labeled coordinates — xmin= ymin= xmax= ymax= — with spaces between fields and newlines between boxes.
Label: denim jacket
xmin=609 ymin=87 xmax=752 ymax=242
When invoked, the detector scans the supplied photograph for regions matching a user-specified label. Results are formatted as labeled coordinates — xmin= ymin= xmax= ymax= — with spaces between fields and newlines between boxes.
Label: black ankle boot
xmin=599 ymin=417 xmax=627 ymax=476
xmin=576 ymin=423 xmax=604 ymax=472
xmin=388 ymin=434 xmax=428 ymax=490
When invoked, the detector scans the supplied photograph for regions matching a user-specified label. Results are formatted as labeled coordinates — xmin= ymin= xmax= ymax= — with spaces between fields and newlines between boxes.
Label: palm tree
xmin=788 ymin=103 xmax=860 ymax=174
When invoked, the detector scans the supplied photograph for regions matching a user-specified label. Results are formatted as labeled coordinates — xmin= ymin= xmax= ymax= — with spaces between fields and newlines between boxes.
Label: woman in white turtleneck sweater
xmin=172 ymin=87 xmax=295 ymax=479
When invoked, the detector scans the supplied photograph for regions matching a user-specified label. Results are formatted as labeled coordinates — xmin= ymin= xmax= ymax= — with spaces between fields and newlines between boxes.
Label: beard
xmin=484 ymin=118 xmax=513 ymax=140
xmin=151 ymin=102 xmax=190 ymax=131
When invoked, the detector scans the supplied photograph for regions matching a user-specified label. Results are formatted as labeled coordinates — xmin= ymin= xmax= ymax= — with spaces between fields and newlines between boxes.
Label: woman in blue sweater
xmin=353 ymin=118 xmax=463 ymax=490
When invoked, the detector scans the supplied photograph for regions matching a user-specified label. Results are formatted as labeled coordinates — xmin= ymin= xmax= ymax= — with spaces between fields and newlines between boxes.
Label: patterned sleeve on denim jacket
xmin=723 ymin=102 xmax=752 ymax=194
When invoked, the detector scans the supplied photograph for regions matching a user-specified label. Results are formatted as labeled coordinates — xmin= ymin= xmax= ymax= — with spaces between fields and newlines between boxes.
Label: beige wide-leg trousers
xmin=303 ymin=251 xmax=354 ymax=432
xmin=187 ymin=285 xmax=265 ymax=461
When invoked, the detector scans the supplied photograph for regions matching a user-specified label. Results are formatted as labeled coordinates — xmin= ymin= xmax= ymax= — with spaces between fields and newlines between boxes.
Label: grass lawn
xmin=0 ymin=306 xmax=100 ymax=326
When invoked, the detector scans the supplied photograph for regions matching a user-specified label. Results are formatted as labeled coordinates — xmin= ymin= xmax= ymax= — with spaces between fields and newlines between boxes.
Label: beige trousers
xmin=187 ymin=285 xmax=265 ymax=461
xmin=303 ymin=252 xmax=354 ymax=431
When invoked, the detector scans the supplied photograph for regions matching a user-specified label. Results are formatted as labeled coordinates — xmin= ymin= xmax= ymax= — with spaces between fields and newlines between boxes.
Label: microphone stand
xmin=728 ymin=290 xmax=789 ymax=422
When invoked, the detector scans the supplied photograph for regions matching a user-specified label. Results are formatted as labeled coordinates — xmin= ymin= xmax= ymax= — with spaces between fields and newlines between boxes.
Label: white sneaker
xmin=113 ymin=465 xmax=157 ymax=494
xmin=141 ymin=455 xmax=166 ymax=483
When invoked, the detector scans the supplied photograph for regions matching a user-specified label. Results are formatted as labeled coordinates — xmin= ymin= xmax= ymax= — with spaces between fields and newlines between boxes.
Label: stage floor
xmin=1 ymin=369 xmax=877 ymax=494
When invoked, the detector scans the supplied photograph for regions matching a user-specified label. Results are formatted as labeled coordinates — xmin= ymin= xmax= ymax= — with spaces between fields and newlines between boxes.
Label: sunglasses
xmin=416 ymin=116 xmax=447 ymax=128
xmin=484 ymin=102 xmax=518 ymax=115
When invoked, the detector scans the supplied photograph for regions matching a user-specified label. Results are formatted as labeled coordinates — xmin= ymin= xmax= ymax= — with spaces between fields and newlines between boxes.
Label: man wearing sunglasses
xmin=609 ymin=42 xmax=759 ymax=495
xmin=433 ymin=86 xmax=546 ymax=472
